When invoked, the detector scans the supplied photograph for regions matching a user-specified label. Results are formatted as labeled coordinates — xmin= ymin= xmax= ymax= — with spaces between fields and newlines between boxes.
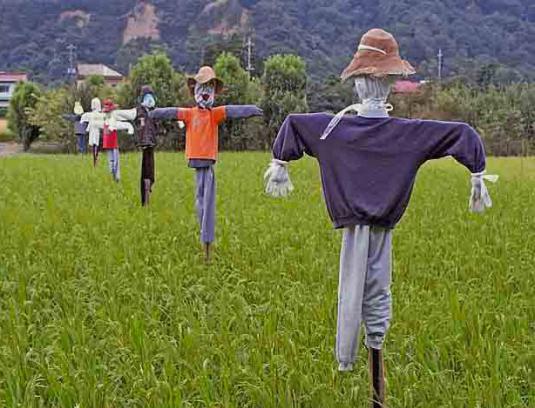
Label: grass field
xmin=0 ymin=152 xmax=533 ymax=407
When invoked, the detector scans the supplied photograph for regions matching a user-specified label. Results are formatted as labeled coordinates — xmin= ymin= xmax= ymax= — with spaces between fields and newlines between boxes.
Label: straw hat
xmin=341 ymin=28 xmax=416 ymax=81
xmin=187 ymin=66 xmax=224 ymax=95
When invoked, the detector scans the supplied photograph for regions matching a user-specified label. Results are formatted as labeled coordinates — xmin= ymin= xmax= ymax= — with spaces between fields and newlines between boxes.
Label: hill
xmin=0 ymin=0 xmax=534 ymax=83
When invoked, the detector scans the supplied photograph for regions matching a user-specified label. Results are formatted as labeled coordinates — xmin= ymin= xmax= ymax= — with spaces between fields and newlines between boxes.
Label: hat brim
xmin=341 ymin=54 xmax=415 ymax=81
xmin=187 ymin=77 xmax=224 ymax=96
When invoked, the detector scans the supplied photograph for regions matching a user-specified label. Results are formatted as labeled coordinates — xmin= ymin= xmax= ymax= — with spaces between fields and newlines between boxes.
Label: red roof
xmin=0 ymin=72 xmax=28 ymax=82
xmin=392 ymin=80 xmax=422 ymax=94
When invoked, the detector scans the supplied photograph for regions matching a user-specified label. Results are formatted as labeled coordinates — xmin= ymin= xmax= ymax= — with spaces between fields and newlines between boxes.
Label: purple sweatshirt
xmin=272 ymin=113 xmax=486 ymax=229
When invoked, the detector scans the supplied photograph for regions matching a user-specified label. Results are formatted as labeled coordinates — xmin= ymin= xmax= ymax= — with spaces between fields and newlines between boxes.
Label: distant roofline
xmin=0 ymin=71 xmax=29 ymax=82
xmin=76 ymin=63 xmax=124 ymax=79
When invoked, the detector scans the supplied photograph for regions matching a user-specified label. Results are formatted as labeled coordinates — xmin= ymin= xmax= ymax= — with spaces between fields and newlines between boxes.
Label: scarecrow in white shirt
xmin=81 ymin=98 xmax=103 ymax=166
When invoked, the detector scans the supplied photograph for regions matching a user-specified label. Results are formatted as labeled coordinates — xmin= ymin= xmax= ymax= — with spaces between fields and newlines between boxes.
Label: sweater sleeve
xmin=150 ymin=108 xmax=179 ymax=120
xmin=225 ymin=105 xmax=263 ymax=119
xmin=62 ymin=114 xmax=78 ymax=122
xmin=112 ymin=108 xmax=137 ymax=121
xmin=272 ymin=114 xmax=328 ymax=162
xmin=419 ymin=120 xmax=486 ymax=173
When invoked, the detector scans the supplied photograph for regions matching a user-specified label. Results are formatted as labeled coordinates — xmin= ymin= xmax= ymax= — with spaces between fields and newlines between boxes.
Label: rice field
xmin=0 ymin=152 xmax=533 ymax=407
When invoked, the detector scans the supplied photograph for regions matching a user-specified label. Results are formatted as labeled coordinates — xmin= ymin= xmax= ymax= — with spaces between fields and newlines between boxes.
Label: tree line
xmin=6 ymin=50 xmax=534 ymax=156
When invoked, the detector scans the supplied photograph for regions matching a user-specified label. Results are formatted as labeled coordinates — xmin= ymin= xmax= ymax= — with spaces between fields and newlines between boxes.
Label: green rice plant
xmin=0 ymin=153 xmax=533 ymax=407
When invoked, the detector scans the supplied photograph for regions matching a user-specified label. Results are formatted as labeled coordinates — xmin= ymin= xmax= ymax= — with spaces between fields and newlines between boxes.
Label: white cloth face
xmin=194 ymin=83 xmax=215 ymax=109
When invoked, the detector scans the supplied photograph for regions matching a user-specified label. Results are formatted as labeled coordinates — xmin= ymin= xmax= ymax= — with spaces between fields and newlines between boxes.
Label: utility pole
xmin=245 ymin=36 xmax=254 ymax=78
xmin=200 ymin=46 xmax=205 ymax=65
xmin=437 ymin=48 xmax=443 ymax=82
xmin=67 ymin=44 xmax=77 ymax=83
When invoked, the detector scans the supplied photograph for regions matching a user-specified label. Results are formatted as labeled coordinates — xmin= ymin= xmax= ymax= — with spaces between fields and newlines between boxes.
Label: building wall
xmin=0 ymin=81 xmax=16 ymax=108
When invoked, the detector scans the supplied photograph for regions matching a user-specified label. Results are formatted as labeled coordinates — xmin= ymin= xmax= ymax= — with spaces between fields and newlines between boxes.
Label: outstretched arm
xmin=264 ymin=113 xmax=328 ymax=197
xmin=150 ymin=108 xmax=179 ymax=120
xmin=150 ymin=107 xmax=186 ymax=128
xmin=115 ymin=121 xmax=134 ymax=135
xmin=225 ymin=105 xmax=263 ymax=119
xmin=62 ymin=114 xmax=80 ymax=123
xmin=419 ymin=120 xmax=498 ymax=212
xmin=112 ymin=108 xmax=137 ymax=122
xmin=80 ymin=113 xmax=90 ymax=124
xmin=81 ymin=112 xmax=104 ymax=124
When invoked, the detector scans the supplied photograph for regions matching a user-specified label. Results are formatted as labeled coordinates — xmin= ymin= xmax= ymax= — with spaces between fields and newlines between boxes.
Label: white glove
xmin=264 ymin=159 xmax=294 ymax=197
xmin=469 ymin=171 xmax=499 ymax=213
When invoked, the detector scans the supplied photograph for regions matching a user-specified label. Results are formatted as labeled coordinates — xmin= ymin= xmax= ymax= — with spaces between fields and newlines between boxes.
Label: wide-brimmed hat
xmin=187 ymin=66 xmax=224 ymax=95
xmin=341 ymin=28 xmax=416 ymax=81
xmin=102 ymin=99 xmax=118 ymax=113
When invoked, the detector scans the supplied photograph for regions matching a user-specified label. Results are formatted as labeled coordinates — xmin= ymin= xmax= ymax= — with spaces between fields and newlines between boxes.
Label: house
xmin=392 ymin=80 xmax=426 ymax=95
xmin=0 ymin=72 xmax=29 ymax=109
xmin=77 ymin=64 xmax=124 ymax=87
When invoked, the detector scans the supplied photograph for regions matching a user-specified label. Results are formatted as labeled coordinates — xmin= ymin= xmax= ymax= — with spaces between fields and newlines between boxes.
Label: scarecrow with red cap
xmin=112 ymin=86 xmax=165 ymax=205
xmin=264 ymin=28 xmax=497 ymax=407
xmin=89 ymin=98 xmax=135 ymax=182
xmin=151 ymin=66 xmax=263 ymax=260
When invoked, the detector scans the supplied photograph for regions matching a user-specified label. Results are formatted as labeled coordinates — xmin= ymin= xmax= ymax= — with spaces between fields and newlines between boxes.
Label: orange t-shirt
xmin=177 ymin=106 xmax=227 ymax=160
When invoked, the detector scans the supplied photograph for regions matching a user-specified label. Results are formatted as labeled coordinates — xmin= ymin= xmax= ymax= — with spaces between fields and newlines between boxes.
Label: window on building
xmin=0 ymin=85 xmax=10 ymax=94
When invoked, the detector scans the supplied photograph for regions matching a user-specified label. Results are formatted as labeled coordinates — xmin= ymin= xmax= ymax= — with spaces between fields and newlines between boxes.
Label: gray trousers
xmin=107 ymin=148 xmax=120 ymax=181
xmin=195 ymin=166 xmax=216 ymax=244
xmin=336 ymin=225 xmax=392 ymax=371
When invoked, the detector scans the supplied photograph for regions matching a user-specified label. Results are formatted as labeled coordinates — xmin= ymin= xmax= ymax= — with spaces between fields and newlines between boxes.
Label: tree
xmin=115 ymin=51 xmax=190 ymax=150
xmin=261 ymin=54 xmax=308 ymax=148
xmin=7 ymin=81 xmax=42 ymax=150
xmin=116 ymin=51 xmax=188 ymax=108
xmin=214 ymin=52 xmax=262 ymax=150
xmin=28 ymin=87 xmax=75 ymax=153
xmin=307 ymin=75 xmax=353 ymax=113
xmin=74 ymin=75 xmax=116 ymax=112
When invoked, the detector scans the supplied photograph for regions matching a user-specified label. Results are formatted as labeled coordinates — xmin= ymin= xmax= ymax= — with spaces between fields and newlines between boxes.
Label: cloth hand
xmin=469 ymin=172 xmax=499 ymax=213
xmin=264 ymin=159 xmax=294 ymax=197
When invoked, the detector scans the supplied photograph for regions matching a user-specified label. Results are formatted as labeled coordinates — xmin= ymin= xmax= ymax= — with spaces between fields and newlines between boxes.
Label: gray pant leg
xmin=195 ymin=166 xmax=216 ymax=244
xmin=107 ymin=150 xmax=114 ymax=175
xmin=107 ymin=149 xmax=120 ymax=181
xmin=363 ymin=227 xmax=392 ymax=350
xmin=114 ymin=149 xmax=120 ymax=180
xmin=336 ymin=225 xmax=370 ymax=370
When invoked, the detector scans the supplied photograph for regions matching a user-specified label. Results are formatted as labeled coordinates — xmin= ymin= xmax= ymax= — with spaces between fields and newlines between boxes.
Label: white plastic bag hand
xmin=469 ymin=172 xmax=499 ymax=213
xmin=264 ymin=159 xmax=294 ymax=197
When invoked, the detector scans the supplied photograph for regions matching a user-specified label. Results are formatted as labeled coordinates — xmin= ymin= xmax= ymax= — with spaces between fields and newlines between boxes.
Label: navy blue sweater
xmin=272 ymin=113 xmax=486 ymax=229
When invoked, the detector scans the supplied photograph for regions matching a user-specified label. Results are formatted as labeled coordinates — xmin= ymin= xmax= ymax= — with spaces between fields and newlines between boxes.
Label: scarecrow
xmin=264 ymin=28 xmax=497 ymax=407
xmin=80 ymin=98 xmax=103 ymax=166
xmin=151 ymin=66 xmax=263 ymax=260
xmin=99 ymin=98 xmax=134 ymax=182
xmin=63 ymin=102 xmax=88 ymax=154
xmin=112 ymin=86 xmax=162 ymax=205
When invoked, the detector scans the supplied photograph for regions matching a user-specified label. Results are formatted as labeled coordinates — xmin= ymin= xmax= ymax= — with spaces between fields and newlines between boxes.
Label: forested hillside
xmin=1 ymin=0 xmax=534 ymax=83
